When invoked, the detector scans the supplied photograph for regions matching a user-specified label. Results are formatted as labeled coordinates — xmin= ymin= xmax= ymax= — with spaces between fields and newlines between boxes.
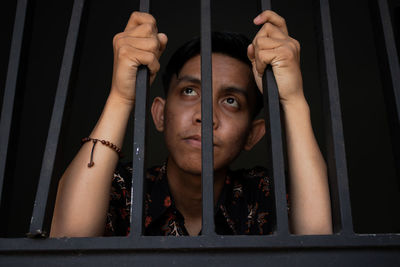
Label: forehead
xmin=171 ymin=53 xmax=253 ymax=90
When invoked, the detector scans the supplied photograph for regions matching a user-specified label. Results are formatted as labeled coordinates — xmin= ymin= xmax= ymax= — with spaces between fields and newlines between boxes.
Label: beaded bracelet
xmin=81 ymin=137 xmax=123 ymax=167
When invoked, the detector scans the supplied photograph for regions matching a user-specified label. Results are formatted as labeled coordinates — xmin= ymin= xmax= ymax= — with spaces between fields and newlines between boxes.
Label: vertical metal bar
xmin=130 ymin=0 xmax=150 ymax=238
xmin=376 ymin=0 xmax=400 ymax=115
xmin=375 ymin=0 xmax=400 ymax=184
xmin=201 ymin=0 xmax=215 ymax=235
xmin=315 ymin=0 xmax=353 ymax=234
xmin=260 ymin=0 xmax=290 ymax=235
xmin=0 ymin=0 xmax=28 ymax=206
xmin=28 ymin=0 xmax=85 ymax=237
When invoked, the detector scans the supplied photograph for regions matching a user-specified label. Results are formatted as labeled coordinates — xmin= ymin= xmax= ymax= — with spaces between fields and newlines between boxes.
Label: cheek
xmin=214 ymin=117 xmax=251 ymax=168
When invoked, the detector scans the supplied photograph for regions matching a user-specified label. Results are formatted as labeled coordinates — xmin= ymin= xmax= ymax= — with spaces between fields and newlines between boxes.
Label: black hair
xmin=162 ymin=31 xmax=263 ymax=118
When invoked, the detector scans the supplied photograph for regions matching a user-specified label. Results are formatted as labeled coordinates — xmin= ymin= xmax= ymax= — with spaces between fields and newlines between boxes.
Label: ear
xmin=244 ymin=118 xmax=265 ymax=151
xmin=151 ymin=97 xmax=166 ymax=132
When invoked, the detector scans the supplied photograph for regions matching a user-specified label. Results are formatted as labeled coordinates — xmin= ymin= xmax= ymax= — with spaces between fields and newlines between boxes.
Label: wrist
xmin=107 ymin=91 xmax=135 ymax=111
xmin=281 ymin=94 xmax=310 ymax=116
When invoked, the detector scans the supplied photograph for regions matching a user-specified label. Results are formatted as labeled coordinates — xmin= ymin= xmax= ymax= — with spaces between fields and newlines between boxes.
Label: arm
xmin=248 ymin=10 xmax=332 ymax=235
xmin=50 ymin=12 xmax=167 ymax=237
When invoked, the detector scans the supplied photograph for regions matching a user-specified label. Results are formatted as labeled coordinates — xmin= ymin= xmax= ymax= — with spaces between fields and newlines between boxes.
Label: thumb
xmin=247 ymin=44 xmax=255 ymax=61
xmin=157 ymin=33 xmax=168 ymax=56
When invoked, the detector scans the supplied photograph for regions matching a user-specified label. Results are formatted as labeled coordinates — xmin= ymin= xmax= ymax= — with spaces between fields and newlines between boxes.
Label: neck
xmin=166 ymin=156 xmax=227 ymax=220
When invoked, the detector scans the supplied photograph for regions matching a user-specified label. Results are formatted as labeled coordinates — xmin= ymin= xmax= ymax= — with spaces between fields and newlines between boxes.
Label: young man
xmin=50 ymin=11 xmax=332 ymax=237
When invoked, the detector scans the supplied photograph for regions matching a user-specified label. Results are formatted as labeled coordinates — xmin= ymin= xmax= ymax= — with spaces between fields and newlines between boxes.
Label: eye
xmin=223 ymin=97 xmax=239 ymax=108
xmin=182 ymin=87 xmax=198 ymax=96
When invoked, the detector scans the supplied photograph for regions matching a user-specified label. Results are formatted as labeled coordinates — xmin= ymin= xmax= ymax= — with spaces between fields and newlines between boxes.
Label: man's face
xmin=152 ymin=53 xmax=262 ymax=175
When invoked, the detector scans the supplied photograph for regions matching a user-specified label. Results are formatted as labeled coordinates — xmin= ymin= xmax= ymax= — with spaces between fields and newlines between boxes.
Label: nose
xmin=193 ymin=104 xmax=219 ymax=129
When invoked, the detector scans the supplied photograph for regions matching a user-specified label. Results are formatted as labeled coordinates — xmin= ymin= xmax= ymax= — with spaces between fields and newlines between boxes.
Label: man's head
xmin=151 ymin=32 xmax=266 ymax=175
xmin=162 ymin=32 xmax=263 ymax=118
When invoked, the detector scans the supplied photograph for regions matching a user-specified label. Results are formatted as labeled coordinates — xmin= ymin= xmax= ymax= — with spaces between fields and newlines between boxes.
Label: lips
xmin=184 ymin=135 xmax=202 ymax=148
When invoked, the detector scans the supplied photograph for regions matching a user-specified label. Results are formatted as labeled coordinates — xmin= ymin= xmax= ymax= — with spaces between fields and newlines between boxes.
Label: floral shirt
xmin=104 ymin=162 xmax=274 ymax=236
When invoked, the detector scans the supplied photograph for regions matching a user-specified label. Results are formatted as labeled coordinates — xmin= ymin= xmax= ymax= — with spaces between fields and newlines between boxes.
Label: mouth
xmin=184 ymin=135 xmax=202 ymax=149
xmin=183 ymin=135 xmax=217 ymax=148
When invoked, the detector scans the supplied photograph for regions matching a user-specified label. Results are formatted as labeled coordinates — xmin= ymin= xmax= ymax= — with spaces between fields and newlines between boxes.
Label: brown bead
xmin=88 ymin=162 xmax=94 ymax=167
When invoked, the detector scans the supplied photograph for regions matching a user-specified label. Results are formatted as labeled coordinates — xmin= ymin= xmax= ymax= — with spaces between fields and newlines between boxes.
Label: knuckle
xmin=282 ymin=47 xmax=295 ymax=60
xmin=113 ymin=33 xmax=123 ymax=47
xmin=130 ymin=11 xmax=140 ymax=20
xmin=294 ymin=39 xmax=301 ymax=51
xmin=118 ymin=46 xmax=131 ymax=58
xmin=142 ymin=23 xmax=155 ymax=34
xmin=148 ymin=38 xmax=159 ymax=51
xmin=153 ymin=61 xmax=160 ymax=72
xmin=149 ymin=52 xmax=157 ymax=62
xmin=254 ymin=37 xmax=263 ymax=47
xmin=255 ymin=49 xmax=263 ymax=59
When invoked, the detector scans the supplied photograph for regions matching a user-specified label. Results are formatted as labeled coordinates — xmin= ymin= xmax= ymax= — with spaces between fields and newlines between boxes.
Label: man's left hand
xmin=248 ymin=10 xmax=304 ymax=106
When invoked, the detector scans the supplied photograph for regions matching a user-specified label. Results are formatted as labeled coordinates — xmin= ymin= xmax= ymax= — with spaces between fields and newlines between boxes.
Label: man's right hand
xmin=110 ymin=12 xmax=168 ymax=106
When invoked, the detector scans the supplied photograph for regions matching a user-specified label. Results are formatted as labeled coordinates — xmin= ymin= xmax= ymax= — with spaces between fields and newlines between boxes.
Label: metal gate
xmin=1 ymin=0 xmax=399 ymax=265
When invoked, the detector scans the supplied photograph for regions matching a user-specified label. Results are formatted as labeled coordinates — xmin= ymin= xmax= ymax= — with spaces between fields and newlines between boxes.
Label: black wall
xmin=0 ymin=0 xmax=399 ymax=237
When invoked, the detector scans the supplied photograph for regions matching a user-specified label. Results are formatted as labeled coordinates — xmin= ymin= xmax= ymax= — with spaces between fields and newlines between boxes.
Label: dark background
xmin=0 ymin=0 xmax=399 ymax=237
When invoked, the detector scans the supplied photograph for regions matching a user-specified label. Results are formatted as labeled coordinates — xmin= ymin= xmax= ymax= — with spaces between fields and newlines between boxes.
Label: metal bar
xmin=375 ymin=0 xmax=400 ymax=185
xmin=0 ymin=0 xmax=28 ymax=206
xmin=200 ymin=0 xmax=215 ymax=236
xmin=260 ymin=0 xmax=290 ymax=235
xmin=27 ymin=0 xmax=85 ymax=238
xmin=1 ymin=250 xmax=400 ymax=267
xmin=376 ymin=0 xmax=400 ymax=120
xmin=130 ymin=0 xmax=150 ymax=238
xmin=2 ymin=233 xmax=400 ymax=251
xmin=315 ymin=0 xmax=353 ymax=234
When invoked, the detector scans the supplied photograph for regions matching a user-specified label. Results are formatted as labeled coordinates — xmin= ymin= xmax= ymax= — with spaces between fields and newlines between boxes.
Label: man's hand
xmin=110 ymin=12 xmax=168 ymax=106
xmin=248 ymin=10 xmax=303 ymax=106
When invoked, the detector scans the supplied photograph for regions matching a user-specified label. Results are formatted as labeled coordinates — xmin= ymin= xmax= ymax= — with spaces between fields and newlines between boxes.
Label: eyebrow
xmin=220 ymin=87 xmax=248 ymax=98
xmin=176 ymin=75 xmax=201 ymax=85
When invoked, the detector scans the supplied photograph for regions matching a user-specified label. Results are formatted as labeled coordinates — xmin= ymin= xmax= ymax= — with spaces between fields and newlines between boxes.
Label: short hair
xmin=162 ymin=31 xmax=263 ymax=118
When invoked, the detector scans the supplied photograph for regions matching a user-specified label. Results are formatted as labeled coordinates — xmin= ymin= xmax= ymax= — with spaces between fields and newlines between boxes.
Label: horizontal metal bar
xmin=28 ymin=0 xmax=85 ymax=237
xmin=130 ymin=0 xmax=150 ymax=238
xmin=201 ymin=0 xmax=215 ymax=236
xmin=1 ymin=233 xmax=400 ymax=251
xmin=315 ymin=0 xmax=353 ymax=234
xmin=0 ymin=0 xmax=28 ymax=205
xmin=1 ymin=250 xmax=400 ymax=267
xmin=260 ymin=0 xmax=290 ymax=235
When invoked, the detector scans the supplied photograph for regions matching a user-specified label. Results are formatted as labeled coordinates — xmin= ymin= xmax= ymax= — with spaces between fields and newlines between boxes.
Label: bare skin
xmin=50 ymin=11 xmax=332 ymax=238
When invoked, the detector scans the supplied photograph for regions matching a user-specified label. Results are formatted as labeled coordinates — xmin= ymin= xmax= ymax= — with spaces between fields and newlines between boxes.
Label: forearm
xmin=50 ymin=94 xmax=133 ymax=237
xmin=282 ymin=96 xmax=332 ymax=235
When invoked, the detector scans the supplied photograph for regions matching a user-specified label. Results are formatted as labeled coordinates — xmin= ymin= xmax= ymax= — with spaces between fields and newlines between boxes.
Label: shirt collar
xmin=145 ymin=162 xmax=234 ymax=228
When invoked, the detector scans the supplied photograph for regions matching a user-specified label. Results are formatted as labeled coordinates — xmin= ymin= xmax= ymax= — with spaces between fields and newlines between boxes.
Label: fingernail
xmin=253 ymin=15 xmax=261 ymax=23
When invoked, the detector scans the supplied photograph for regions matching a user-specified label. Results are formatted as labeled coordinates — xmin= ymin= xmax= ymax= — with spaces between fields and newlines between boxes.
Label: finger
xmin=254 ymin=49 xmax=275 ymax=75
xmin=255 ymin=22 xmax=287 ymax=40
xmin=121 ymin=22 xmax=158 ymax=38
xmin=124 ymin=11 xmax=157 ymax=32
xmin=114 ymin=36 xmax=160 ymax=55
xmin=253 ymin=10 xmax=288 ymax=35
xmin=253 ymin=36 xmax=285 ymax=51
xmin=117 ymin=45 xmax=160 ymax=74
xmin=254 ymin=45 xmax=299 ymax=74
